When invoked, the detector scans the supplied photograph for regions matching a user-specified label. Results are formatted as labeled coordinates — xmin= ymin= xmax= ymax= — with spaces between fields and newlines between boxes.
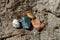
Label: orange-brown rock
xmin=31 ymin=19 xmax=45 ymax=30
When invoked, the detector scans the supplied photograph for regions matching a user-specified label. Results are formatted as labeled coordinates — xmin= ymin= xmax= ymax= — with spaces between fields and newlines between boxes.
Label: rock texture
xmin=0 ymin=0 xmax=60 ymax=40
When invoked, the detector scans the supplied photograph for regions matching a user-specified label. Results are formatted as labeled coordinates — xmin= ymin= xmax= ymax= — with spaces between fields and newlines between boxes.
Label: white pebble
xmin=12 ymin=19 xmax=20 ymax=28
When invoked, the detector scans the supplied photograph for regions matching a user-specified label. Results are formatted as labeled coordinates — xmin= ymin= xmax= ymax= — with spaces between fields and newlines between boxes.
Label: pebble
xmin=20 ymin=16 xmax=31 ymax=29
xmin=27 ymin=12 xmax=35 ymax=19
xmin=12 ymin=19 xmax=20 ymax=28
xmin=31 ymin=19 xmax=45 ymax=30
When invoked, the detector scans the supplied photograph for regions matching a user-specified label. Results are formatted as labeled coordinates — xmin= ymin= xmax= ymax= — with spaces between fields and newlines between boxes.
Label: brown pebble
xmin=31 ymin=19 xmax=45 ymax=30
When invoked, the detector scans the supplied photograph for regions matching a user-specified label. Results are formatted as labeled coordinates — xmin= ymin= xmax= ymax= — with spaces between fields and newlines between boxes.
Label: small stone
xmin=20 ymin=16 xmax=31 ymax=29
xmin=27 ymin=12 xmax=35 ymax=19
xmin=31 ymin=19 xmax=45 ymax=30
xmin=12 ymin=19 xmax=20 ymax=28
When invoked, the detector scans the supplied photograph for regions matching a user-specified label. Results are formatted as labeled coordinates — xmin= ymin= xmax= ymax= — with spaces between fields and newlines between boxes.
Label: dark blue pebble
xmin=20 ymin=16 xmax=31 ymax=29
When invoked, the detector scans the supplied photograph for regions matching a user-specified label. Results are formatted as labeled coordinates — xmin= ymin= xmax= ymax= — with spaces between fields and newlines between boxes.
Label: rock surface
xmin=0 ymin=0 xmax=60 ymax=40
